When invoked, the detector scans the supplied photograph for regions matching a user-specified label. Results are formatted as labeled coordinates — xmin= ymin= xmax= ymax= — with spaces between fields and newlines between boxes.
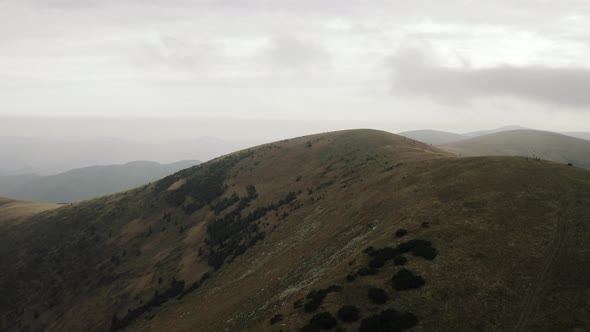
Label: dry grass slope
xmin=0 ymin=129 xmax=589 ymax=332
xmin=439 ymin=129 xmax=590 ymax=169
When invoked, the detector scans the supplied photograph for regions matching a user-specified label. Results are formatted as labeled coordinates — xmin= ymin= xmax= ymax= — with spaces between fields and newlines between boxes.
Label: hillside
xmin=0 ymin=160 xmax=199 ymax=203
xmin=0 ymin=129 xmax=589 ymax=332
xmin=398 ymin=130 xmax=467 ymax=145
xmin=0 ymin=197 xmax=59 ymax=225
xmin=562 ymin=132 xmax=590 ymax=141
xmin=463 ymin=125 xmax=527 ymax=137
xmin=439 ymin=130 xmax=590 ymax=169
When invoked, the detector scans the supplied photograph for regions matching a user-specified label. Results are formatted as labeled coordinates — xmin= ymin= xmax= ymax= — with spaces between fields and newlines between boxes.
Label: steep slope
xmin=0 ymin=160 xmax=199 ymax=203
xmin=439 ymin=129 xmax=590 ymax=169
xmin=1 ymin=129 xmax=589 ymax=332
xmin=398 ymin=130 xmax=467 ymax=145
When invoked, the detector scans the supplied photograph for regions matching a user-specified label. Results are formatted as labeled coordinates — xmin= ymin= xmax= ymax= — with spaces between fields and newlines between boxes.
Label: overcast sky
xmin=2 ymin=0 xmax=590 ymax=137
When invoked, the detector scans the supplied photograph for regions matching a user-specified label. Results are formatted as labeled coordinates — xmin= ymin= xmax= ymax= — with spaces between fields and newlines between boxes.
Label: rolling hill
xmin=397 ymin=130 xmax=467 ymax=145
xmin=562 ymin=132 xmax=590 ymax=141
xmin=0 ymin=129 xmax=589 ymax=332
xmin=0 ymin=197 xmax=59 ymax=225
xmin=0 ymin=160 xmax=200 ymax=203
xmin=463 ymin=125 xmax=527 ymax=137
xmin=439 ymin=129 xmax=590 ymax=169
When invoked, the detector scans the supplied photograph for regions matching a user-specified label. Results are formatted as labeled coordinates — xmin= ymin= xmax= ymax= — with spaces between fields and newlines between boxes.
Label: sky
xmin=2 ymin=0 xmax=590 ymax=137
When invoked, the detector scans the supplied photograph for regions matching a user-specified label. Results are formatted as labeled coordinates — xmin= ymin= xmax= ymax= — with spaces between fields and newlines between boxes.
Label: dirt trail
xmin=513 ymin=194 xmax=576 ymax=332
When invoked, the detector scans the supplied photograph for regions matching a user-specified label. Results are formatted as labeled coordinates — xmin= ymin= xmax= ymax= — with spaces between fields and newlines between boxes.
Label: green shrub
xmin=395 ymin=229 xmax=408 ymax=237
xmin=309 ymin=312 xmax=337 ymax=329
xmin=359 ymin=309 xmax=418 ymax=332
xmin=397 ymin=239 xmax=437 ymax=260
xmin=393 ymin=256 xmax=407 ymax=266
xmin=303 ymin=286 xmax=341 ymax=312
xmin=337 ymin=305 xmax=360 ymax=322
xmin=368 ymin=287 xmax=389 ymax=304
xmin=357 ymin=267 xmax=378 ymax=276
xmin=369 ymin=259 xmax=385 ymax=269
xmin=270 ymin=314 xmax=283 ymax=325
xmin=391 ymin=268 xmax=425 ymax=291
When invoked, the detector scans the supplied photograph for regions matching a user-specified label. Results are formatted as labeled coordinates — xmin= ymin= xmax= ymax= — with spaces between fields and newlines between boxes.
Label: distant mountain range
xmin=399 ymin=126 xmax=590 ymax=168
xmin=399 ymin=126 xmax=590 ymax=145
xmin=0 ymin=136 xmax=259 ymax=176
xmin=0 ymin=160 xmax=199 ymax=203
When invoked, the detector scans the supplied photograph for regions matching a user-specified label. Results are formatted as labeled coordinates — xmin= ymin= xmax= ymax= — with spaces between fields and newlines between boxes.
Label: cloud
xmin=390 ymin=46 xmax=590 ymax=109
xmin=265 ymin=36 xmax=329 ymax=69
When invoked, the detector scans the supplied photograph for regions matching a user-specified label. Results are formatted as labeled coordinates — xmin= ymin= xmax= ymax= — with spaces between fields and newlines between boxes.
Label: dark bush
xmin=368 ymin=287 xmax=389 ymax=304
xmin=346 ymin=274 xmax=356 ymax=282
xmin=412 ymin=245 xmax=437 ymax=260
xmin=397 ymin=239 xmax=437 ymax=260
xmin=397 ymin=239 xmax=431 ymax=253
xmin=299 ymin=324 xmax=320 ymax=332
xmin=395 ymin=229 xmax=408 ymax=238
xmin=369 ymin=259 xmax=385 ymax=269
xmin=109 ymin=278 xmax=186 ymax=332
xmin=393 ymin=256 xmax=407 ymax=266
xmin=391 ymin=269 xmax=425 ymax=291
xmin=359 ymin=309 xmax=418 ymax=332
xmin=421 ymin=222 xmax=429 ymax=228
xmin=304 ymin=295 xmax=325 ymax=313
xmin=294 ymin=298 xmax=304 ymax=309
xmin=399 ymin=312 xmax=419 ymax=328
xmin=246 ymin=185 xmax=258 ymax=199
xmin=337 ymin=305 xmax=360 ymax=322
xmin=357 ymin=267 xmax=378 ymax=276
xmin=309 ymin=312 xmax=338 ymax=330
xmin=371 ymin=247 xmax=399 ymax=261
xmin=211 ymin=192 xmax=240 ymax=215
xmin=326 ymin=285 xmax=343 ymax=293
xmin=270 ymin=314 xmax=283 ymax=325
xmin=303 ymin=286 xmax=341 ymax=312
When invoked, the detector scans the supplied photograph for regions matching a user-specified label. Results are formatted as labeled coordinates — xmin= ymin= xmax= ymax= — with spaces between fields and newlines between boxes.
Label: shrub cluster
xmin=270 ymin=314 xmax=283 ymax=325
xmin=359 ymin=309 xmax=418 ymax=332
xmin=368 ymin=287 xmax=389 ymax=304
xmin=397 ymin=239 xmax=437 ymax=260
xmin=395 ymin=229 xmax=408 ymax=238
xmin=303 ymin=285 xmax=342 ymax=313
xmin=357 ymin=267 xmax=378 ymax=276
xmin=393 ymin=256 xmax=407 ymax=266
xmin=336 ymin=305 xmax=360 ymax=322
xmin=109 ymin=278 xmax=185 ymax=331
xmin=391 ymin=268 xmax=425 ymax=291
xmin=206 ymin=190 xmax=297 ymax=269
xmin=158 ymin=150 xmax=254 ymax=211
xmin=211 ymin=192 xmax=240 ymax=215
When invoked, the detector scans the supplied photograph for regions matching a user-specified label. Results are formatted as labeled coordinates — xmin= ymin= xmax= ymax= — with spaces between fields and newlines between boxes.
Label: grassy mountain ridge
xmin=0 ymin=197 xmax=59 ymax=225
xmin=398 ymin=130 xmax=467 ymax=145
xmin=0 ymin=160 xmax=200 ymax=203
xmin=439 ymin=129 xmax=590 ymax=169
xmin=1 ymin=129 xmax=589 ymax=332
